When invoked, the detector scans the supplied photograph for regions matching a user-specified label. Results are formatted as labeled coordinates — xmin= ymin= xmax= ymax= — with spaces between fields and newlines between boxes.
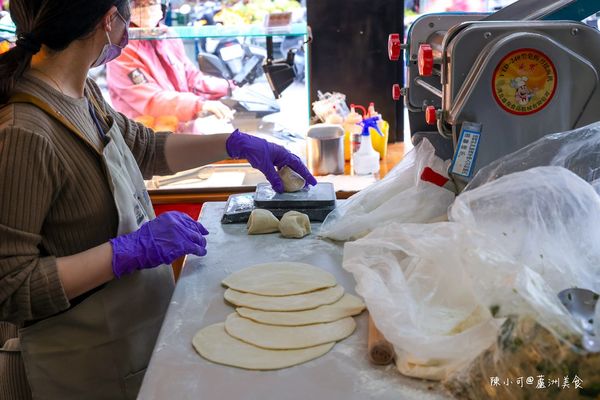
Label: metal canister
xmin=306 ymin=124 xmax=345 ymax=175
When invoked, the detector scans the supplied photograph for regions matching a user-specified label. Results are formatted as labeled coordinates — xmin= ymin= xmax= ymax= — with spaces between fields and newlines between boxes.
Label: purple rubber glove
xmin=109 ymin=211 xmax=209 ymax=278
xmin=225 ymin=129 xmax=318 ymax=193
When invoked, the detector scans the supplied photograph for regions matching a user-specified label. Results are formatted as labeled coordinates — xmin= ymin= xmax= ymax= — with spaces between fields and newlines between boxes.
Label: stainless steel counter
xmin=138 ymin=202 xmax=450 ymax=400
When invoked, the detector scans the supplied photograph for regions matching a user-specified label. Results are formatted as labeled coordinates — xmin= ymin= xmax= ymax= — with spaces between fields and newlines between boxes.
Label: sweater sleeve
xmin=86 ymin=78 xmax=174 ymax=178
xmin=0 ymin=125 xmax=70 ymax=323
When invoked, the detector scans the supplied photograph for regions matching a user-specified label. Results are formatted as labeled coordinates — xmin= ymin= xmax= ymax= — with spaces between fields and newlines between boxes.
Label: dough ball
xmin=278 ymin=166 xmax=306 ymax=192
xmin=279 ymin=211 xmax=311 ymax=238
xmin=247 ymin=209 xmax=280 ymax=234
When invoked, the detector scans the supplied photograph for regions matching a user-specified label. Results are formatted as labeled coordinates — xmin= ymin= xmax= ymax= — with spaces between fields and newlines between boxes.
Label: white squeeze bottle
xmin=343 ymin=104 xmax=364 ymax=161
xmin=353 ymin=116 xmax=381 ymax=175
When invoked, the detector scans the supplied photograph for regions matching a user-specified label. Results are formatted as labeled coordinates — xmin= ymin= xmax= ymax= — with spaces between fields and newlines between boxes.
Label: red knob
xmin=392 ymin=84 xmax=401 ymax=100
xmin=418 ymin=44 xmax=434 ymax=76
xmin=425 ymin=106 xmax=437 ymax=125
xmin=388 ymin=33 xmax=401 ymax=61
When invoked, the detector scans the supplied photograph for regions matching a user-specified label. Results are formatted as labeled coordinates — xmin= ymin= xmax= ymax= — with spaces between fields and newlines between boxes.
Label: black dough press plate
xmin=221 ymin=183 xmax=336 ymax=224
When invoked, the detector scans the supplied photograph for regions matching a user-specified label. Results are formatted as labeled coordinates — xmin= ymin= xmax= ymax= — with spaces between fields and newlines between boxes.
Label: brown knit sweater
xmin=0 ymin=74 xmax=173 ymax=325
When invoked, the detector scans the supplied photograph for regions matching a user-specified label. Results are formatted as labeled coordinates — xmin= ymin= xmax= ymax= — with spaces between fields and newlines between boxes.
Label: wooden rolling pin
xmin=367 ymin=314 xmax=395 ymax=365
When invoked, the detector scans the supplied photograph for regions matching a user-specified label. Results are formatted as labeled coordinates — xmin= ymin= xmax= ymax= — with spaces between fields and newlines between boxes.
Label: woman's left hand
xmin=225 ymin=129 xmax=317 ymax=193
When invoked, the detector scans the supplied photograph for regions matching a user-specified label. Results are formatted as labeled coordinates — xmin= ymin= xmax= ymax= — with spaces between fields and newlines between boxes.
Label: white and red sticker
xmin=492 ymin=48 xmax=557 ymax=115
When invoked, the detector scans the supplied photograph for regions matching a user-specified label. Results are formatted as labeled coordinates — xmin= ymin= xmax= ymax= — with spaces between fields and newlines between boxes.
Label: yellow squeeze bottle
xmin=367 ymin=102 xmax=389 ymax=160
xmin=343 ymin=105 xmax=363 ymax=162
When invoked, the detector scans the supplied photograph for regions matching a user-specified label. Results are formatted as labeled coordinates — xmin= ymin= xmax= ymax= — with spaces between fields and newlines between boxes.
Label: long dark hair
xmin=0 ymin=0 xmax=129 ymax=103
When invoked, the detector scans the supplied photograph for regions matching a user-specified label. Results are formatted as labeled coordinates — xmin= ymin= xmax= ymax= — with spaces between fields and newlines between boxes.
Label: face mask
xmin=91 ymin=11 xmax=129 ymax=68
xmin=130 ymin=4 xmax=164 ymax=28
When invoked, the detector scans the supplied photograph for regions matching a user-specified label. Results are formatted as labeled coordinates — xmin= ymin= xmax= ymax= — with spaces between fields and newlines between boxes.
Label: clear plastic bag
xmin=343 ymin=166 xmax=600 ymax=382
xmin=452 ymin=166 xmax=600 ymax=320
xmin=319 ymin=139 xmax=455 ymax=241
xmin=442 ymin=166 xmax=600 ymax=398
xmin=343 ymin=221 xmax=502 ymax=380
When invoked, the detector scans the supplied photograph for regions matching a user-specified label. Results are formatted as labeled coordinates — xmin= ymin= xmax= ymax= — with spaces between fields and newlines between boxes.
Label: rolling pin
xmin=367 ymin=313 xmax=395 ymax=365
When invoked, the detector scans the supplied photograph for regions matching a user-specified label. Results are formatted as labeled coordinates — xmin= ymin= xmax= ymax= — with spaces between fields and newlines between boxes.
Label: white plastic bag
xmin=344 ymin=166 xmax=600 ymax=380
xmin=451 ymin=166 xmax=600 ymax=336
xmin=320 ymin=139 xmax=455 ymax=241
xmin=343 ymin=221 xmax=501 ymax=380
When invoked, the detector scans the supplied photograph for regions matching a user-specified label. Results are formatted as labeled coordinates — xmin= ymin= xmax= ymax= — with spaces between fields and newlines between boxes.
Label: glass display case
xmin=117 ymin=22 xmax=310 ymax=135
xmin=0 ymin=3 xmax=311 ymax=197
xmin=123 ymin=21 xmax=310 ymax=194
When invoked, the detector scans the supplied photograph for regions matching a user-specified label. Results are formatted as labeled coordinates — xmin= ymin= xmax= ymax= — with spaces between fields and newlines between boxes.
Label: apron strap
xmin=7 ymin=92 xmax=103 ymax=156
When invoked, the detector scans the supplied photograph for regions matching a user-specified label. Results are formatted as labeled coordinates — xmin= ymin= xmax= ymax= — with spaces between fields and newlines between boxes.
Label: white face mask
xmin=130 ymin=4 xmax=163 ymax=28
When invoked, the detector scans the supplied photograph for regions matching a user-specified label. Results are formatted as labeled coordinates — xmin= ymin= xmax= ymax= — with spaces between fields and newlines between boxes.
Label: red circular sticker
xmin=492 ymin=48 xmax=557 ymax=115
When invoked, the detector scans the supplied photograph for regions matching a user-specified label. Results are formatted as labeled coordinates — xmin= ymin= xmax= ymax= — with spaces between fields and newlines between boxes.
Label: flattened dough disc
xmin=237 ymin=294 xmax=365 ymax=326
xmin=192 ymin=323 xmax=334 ymax=370
xmin=225 ymin=313 xmax=356 ymax=350
xmin=222 ymin=262 xmax=336 ymax=296
xmin=224 ymin=285 xmax=344 ymax=311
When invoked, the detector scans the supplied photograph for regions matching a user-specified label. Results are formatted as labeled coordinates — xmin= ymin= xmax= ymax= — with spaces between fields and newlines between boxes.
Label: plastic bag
xmin=452 ymin=166 xmax=600 ymax=318
xmin=468 ymin=120 xmax=600 ymax=190
xmin=319 ymin=139 xmax=455 ymax=241
xmin=343 ymin=166 xmax=600 ymax=381
xmin=442 ymin=166 xmax=600 ymax=398
xmin=343 ymin=221 xmax=502 ymax=380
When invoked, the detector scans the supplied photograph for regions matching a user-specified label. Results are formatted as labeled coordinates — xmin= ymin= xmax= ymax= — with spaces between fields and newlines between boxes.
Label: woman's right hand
xmin=202 ymin=100 xmax=234 ymax=120
xmin=109 ymin=211 xmax=208 ymax=278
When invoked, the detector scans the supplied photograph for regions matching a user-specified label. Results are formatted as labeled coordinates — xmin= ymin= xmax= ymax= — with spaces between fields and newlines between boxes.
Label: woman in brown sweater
xmin=0 ymin=1 xmax=316 ymax=399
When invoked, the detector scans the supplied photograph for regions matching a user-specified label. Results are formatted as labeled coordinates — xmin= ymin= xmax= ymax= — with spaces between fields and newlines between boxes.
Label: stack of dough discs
xmin=224 ymin=285 xmax=344 ymax=311
xmin=236 ymin=294 xmax=366 ymax=326
xmin=192 ymin=262 xmax=365 ymax=370
xmin=221 ymin=262 xmax=336 ymax=296
xmin=224 ymin=313 xmax=355 ymax=349
xmin=191 ymin=324 xmax=335 ymax=371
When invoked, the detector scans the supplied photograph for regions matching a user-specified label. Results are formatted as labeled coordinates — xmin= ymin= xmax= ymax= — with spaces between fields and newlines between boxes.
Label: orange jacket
xmin=106 ymin=35 xmax=229 ymax=123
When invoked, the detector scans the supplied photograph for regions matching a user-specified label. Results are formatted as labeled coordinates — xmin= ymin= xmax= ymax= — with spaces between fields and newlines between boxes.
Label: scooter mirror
xmin=198 ymin=53 xmax=232 ymax=80
xmin=263 ymin=50 xmax=296 ymax=99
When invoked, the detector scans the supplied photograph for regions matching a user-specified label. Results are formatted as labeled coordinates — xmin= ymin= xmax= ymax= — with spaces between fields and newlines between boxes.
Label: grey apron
xmin=7 ymin=93 xmax=175 ymax=400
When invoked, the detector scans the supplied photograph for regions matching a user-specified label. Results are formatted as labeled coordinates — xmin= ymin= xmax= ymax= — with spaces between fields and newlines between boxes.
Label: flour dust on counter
xmin=192 ymin=262 xmax=365 ymax=371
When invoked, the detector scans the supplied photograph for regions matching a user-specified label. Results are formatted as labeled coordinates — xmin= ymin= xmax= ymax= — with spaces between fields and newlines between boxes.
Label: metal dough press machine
xmin=389 ymin=0 xmax=600 ymax=189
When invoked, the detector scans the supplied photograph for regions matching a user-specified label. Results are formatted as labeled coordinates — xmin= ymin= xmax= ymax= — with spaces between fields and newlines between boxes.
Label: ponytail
xmin=0 ymin=47 xmax=33 ymax=104
xmin=0 ymin=0 xmax=129 ymax=104
xmin=0 ymin=0 xmax=39 ymax=105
